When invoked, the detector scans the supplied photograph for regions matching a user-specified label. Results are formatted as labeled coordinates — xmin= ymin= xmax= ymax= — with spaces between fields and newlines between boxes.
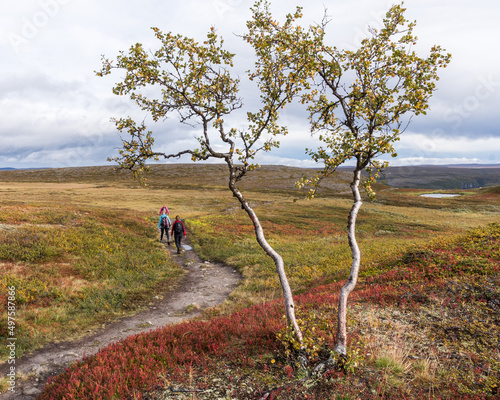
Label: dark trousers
xmin=174 ymin=233 xmax=183 ymax=252
xmin=160 ymin=228 xmax=170 ymax=242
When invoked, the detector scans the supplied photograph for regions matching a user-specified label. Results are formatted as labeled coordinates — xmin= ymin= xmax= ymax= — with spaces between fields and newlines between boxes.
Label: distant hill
xmin=0 ymin=164 xmax=353 ymax=196
xmin=379 ymin=164 xmax=500 ymax=189
xmin=443 ymin=163 xmax=500 ymax=169
xmin=0 ymin=163 xmax=499 ymax=191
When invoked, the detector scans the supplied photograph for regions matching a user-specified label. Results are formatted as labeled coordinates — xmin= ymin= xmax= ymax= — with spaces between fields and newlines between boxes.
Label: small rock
xmin=24 ymin=386 xmax=43 ymax=396
xmin=60 ymin=352 xmax=80 ymax=363
xmin=32 ymin=365 xmax=50 ymax=376
xmin=136 ymin=322 xmax=153 ymax=329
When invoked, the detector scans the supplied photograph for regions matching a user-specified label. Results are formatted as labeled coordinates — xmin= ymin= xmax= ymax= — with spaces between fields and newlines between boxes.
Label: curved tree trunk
xmin=228 ymin=181 xmax=303 ymax=343
xmin=335 ymin=168 xmax=363 ymax=355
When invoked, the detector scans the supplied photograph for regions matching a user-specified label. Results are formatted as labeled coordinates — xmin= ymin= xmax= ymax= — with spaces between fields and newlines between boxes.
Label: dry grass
xmin=356 ymin=305 xmax=439 ymax=394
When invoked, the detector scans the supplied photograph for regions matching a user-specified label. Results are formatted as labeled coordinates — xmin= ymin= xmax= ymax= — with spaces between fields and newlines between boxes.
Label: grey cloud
xmin=0 ymin=72 xmax=82 ymax=99
xmin=1 ymin=0 xmax=499 ymax=168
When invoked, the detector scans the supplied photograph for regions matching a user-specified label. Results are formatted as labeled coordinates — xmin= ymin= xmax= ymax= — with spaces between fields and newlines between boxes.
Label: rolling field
xmin=0 ymin=164 xmax=499 ymax=398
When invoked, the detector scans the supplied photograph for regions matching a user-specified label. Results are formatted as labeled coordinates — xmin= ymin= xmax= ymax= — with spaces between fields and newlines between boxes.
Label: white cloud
xmin=389 ymin=157 xmax=482 ymax=166
xmin=256 ymin=153 xmax=319 ymax=168
xmin=397 ymin=133 xmax=500 ymax=155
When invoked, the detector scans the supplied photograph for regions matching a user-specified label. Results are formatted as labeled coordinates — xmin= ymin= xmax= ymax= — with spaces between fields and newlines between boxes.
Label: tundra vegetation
xmin=0 ymin=165 xmax=498 ymax=399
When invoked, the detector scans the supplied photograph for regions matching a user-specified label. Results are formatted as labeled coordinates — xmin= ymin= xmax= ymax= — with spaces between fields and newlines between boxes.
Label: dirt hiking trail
xmin=0 ymin=240 xmax=241 ymax=399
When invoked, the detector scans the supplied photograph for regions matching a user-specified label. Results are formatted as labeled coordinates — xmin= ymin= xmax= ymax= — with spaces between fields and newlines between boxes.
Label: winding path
xmin=0 ymin=242 xmax=241 ymax=399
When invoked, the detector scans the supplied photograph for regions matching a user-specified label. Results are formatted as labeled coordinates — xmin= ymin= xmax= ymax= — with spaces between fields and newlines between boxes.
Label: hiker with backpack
xmin=171 ymin=215 xmax=186 ymax=254
xmin=158 ymin=210 xmax=171 ymax=245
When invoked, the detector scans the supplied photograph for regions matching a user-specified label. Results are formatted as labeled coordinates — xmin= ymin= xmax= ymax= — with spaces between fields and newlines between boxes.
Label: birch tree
xmin=247 ymin=1 xmax=451 ymax=355
xmin=97 ymin=27 xmax=305 ymax=341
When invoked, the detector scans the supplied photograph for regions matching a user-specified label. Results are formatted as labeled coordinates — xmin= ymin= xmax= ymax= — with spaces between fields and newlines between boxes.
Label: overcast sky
xmin=1 ymin=0 xmax=499 ymax=170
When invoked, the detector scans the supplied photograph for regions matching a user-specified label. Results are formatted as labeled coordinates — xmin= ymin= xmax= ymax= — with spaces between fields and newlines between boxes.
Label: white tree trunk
xmin=335 ymin=168 xmax=363 ymax=355
xmin=230 ymin=184 xmax=303 ymax=343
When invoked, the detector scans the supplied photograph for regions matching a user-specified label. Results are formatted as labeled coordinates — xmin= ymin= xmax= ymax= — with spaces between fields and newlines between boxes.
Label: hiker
xmin=158 ymin=210 xmax=171 ymax=245
xmin=171 ymin=215 xmax=186 ymax=254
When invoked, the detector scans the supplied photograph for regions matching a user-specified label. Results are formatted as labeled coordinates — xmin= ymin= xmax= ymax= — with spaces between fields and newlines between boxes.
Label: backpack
xmin=173 ymin=221 xmax=183 ymax=234
xmin=161 ymin=216 xmax=170 ymax=229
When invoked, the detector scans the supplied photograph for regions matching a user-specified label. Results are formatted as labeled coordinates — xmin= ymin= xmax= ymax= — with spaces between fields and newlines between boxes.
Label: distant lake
xmin=420 ymin=193 xmax=461 ymax=198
